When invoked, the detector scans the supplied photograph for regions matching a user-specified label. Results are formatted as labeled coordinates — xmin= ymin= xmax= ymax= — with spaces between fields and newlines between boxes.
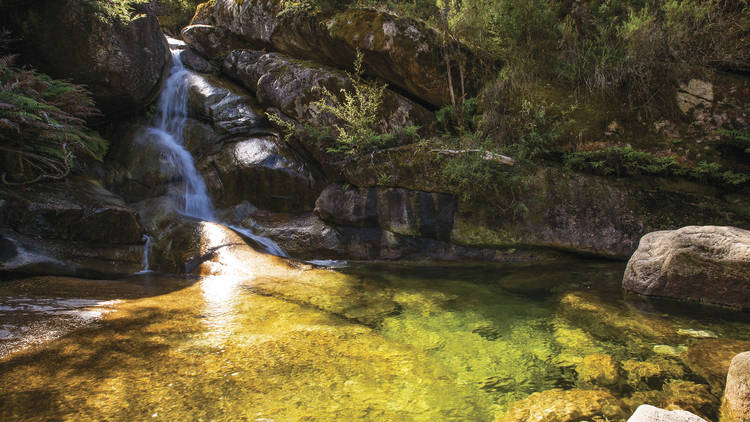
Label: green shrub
xmin=311 ymin=50 xmax=392 ymax=154
xmin=563 ymin=145 xmax=750 ymax=185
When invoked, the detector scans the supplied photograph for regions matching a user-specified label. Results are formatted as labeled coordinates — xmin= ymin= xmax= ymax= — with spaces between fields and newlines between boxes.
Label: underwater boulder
xmin=496 ymin=388 xmax=627 ymax=422
xmin=682 ymin=338 xmax=750 ymax=394
xmin=576 ymin=353 xmax=621 ymax=388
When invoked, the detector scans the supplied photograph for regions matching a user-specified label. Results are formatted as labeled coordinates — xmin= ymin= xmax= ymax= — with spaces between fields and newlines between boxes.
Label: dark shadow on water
xmin=0 ymin=305 xmax=187 ymax=420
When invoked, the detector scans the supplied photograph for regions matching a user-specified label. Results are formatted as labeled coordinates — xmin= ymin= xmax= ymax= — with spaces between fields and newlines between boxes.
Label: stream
xmin=1 ymin=260 xmax=749 ymax=421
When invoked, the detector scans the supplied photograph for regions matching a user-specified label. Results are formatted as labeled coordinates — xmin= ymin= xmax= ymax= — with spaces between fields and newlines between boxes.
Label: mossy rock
xmin=576 ymin=353 xmax=621 ymax=388
xmin=8 ymin=0 xmax=170 ymax=115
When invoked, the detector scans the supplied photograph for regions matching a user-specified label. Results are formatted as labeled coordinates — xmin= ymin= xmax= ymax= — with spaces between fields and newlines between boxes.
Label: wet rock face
xmin=314 ymin=184 xmax=456 ymax=241
xmin=223 ymin=50 xmax=436 ymax=135
xmin=12 ymin=0 xmax=170 ymax=115
xmin=723 ymin=351 xmax=750 ymax=422
xmin=0 ymin=230 xmax=143 ymax=278
xmin=496 ymin=388 xmax=627 ymax=422
xmin=203 ymin=136 xmax=322 ymax=212
xmin=627 ymin=404 xmax=708 ymax=422
xmin=0 ymin=178 xmax=145 ymax=277
xmin=196 ymin=1 xmax=477 ymax=107
xmin=623 ymin=226 xmax=750 ymax=309
xmin=0 ymin=178 xmax=144 ymax=244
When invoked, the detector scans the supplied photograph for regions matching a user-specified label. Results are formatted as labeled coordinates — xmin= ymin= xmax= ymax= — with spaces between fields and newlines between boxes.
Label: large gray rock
xmin=193 ymin=1 xmax=477 ymax=106
xmin=0 ymin=178 xmax=145 ymax=277
xmin=201 ymin=136 xmax=322 ymax=212
xmin=11 ymin=0 xmax=170 ymax=115
xmin=0 ymin=230 xmax=143 ymax=278
xmin=623 ymin=226 xmax=750 ymax=309
xmin=314 ymin=184 xmax=456 ymax=241
xmin=184 ymin=72 xmax=268 ymax=137
xmin=0 ymin=178 xmax=144 ymax=244
xmin=108 ymin=67 xmax=319 ymax=214
xmin=627 ymin=405 xmax=707 ymax=422
xmin=723 ymin=351 xmax=750 ymax=422
xmin=181 ymin=23 xmax=247 ymax=62
xmin=223 ymin=50 xmax=436 ymax=135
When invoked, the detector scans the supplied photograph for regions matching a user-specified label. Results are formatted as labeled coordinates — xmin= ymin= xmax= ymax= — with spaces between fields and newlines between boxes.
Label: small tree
xmin=312 ymin=50 xmax=389 ymax=154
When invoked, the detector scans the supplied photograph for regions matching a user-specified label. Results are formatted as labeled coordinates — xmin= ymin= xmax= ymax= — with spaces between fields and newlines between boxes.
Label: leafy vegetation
xmin=311 ymin=50 xmax=393 ymax=154
xmin=563 ymin=145 xmax=750 ymax=186
xmin=0 ymin=42 xmax=107 ymax=184
xmin=79 ymin=0 xmax=150 ymax=23
xmin=265 ymin=51 xmax=420 ymax=155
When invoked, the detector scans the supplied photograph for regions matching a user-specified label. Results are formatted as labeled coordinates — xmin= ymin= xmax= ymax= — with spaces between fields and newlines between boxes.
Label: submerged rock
xmin=682 ymin=339 xmax=750 ymax=394
xmin=627 ymin=405 xmax=708 ymax=422
xmin=621 ymin=358 xmax=687 ymax=390
xmin=9 ymin=0 xmax=170 ymax=115
xmin=557 ymin=291 xmax=678 ymax=345
xmin=576 ymin=353 xmax=621 ymax=388
xmin=496 ymin=388 xmax=627 ymax=422
xmin=722 ymin=351 xmax=750 ymax=422
xmin=623 ymin=226 xmax=750 ymax=309
xmin=622 ymin=380 xmax=718 ymax=420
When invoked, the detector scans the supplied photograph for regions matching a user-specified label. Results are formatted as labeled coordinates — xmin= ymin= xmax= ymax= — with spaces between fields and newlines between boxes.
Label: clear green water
xmin=1 ymin=260 xmax=749 ymax=421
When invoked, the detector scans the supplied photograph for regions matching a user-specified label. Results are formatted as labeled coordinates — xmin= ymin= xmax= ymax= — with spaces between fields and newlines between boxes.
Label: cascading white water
xmin=143 ymin=41 xmax=288 ymax=258
xmin=148 ymin=49 xmax=215 ymax=220
xmin=138 ymin=234 xmax=153 ymax=273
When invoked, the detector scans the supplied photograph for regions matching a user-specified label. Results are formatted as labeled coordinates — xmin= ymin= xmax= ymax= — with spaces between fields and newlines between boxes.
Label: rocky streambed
xmin=1 ymin=261 xmax=750 ymax=421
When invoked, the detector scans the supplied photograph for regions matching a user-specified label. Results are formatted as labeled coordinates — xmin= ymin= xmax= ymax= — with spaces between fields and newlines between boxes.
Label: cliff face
xmin=1 ymin=0 xmax=749 ymax=278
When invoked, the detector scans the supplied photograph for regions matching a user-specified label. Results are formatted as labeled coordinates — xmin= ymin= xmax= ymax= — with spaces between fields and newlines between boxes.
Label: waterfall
xmin=143 ymin=41 xmax=287 ymax=258
xmin=139 ymin=234 xmax=153 ymax=273
xmin=148 ymin=49 xmax=215 ymax=220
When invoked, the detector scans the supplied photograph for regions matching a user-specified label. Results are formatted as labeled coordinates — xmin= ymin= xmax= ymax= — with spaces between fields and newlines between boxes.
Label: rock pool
xmin=1 ymin=260 xmax=748 ymax=421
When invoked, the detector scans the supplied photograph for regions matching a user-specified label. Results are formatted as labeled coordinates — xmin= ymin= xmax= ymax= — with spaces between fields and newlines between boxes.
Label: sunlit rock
xmin=721 ymin=351 xmax=750 ymax=422
xmin=203 ymin=136 xmax=321 ymax=212
xmin=622 ymin=358 xmax=687 ymax=391
xmin=223 ymin=50 xmax=436 ymax=135
xmin=557 ymin=292 xmax=678 ymax=345
xmin=628 ymin=404 xmax=708 ymax=422
xmin=623 ymin=226 xmax=750 ymax=310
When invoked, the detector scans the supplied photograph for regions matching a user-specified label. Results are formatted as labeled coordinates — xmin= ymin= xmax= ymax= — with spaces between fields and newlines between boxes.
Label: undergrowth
xmin=564 ymin=145 xmax=750 ymax=186
xmin=0 ymin=38 xmax=107 ymax=184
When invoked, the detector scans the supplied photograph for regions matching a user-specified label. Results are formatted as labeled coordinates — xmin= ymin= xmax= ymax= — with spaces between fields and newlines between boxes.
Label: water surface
xmin=1 ymin=261 xmax=748 ymax=421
